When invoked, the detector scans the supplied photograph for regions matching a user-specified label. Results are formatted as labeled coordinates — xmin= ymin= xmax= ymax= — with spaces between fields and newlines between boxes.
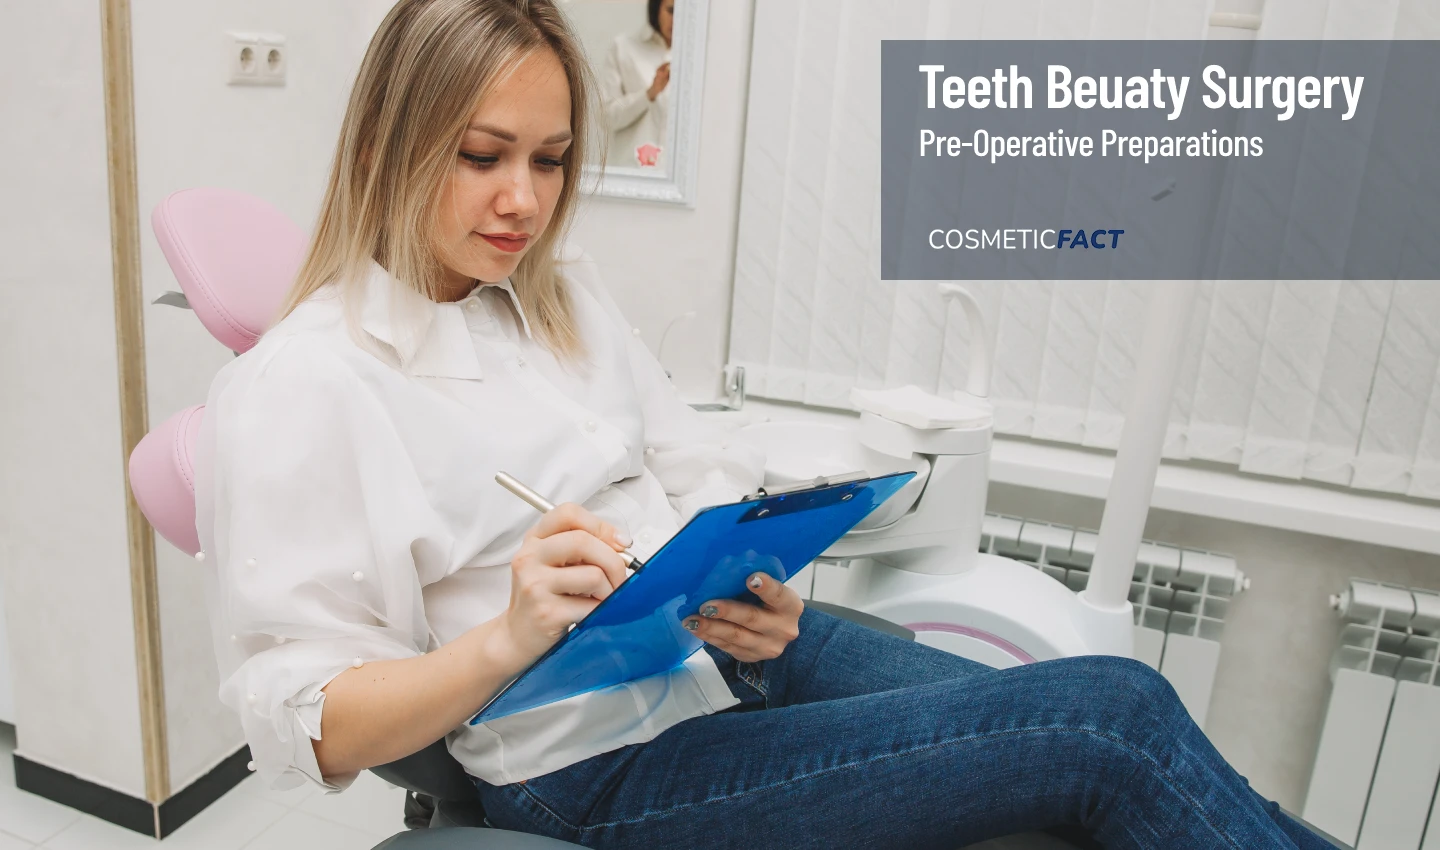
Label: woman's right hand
xmin=647 ymin=62 xmax=671 ymax=101
xmin=498 ymin=502 xmax=631 ymax=664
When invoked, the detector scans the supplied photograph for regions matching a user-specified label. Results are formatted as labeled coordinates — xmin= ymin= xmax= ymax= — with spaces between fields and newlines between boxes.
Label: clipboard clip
xmin=742 ymin=470 xmax=870 ymax=501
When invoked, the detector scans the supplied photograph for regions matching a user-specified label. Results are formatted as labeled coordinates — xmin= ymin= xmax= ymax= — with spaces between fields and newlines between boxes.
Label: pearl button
xmin=230 ymin=634 xmax=238 ymax=643
xmin=645 ymin=446 xmax=655 ymax=456
xmin=247 ymin=693 xmax=257 ymax=705
xmin=465 ymin=300 xmax=480 ymax=312
xmin=632 ymin=327 xmax=642 ymax=336
xmin=639 ymin=531 xmax=652 ymax=544
xmin=194 ymin=551 xmax=206 ymax=562
xmin=274 ymin=636 xmax=286 ymax=645
xmin=245 ymin=558 xmax=257 ymax=568
xmin=584 ymin=420 xmax=597 ymax=432
xmin=247 ymin=761 xmax=257 ymax=771
xmin=352 ymin=571 xmax=364 ymax=582
xmin=352 ymin=657 xmax=364 ymax=669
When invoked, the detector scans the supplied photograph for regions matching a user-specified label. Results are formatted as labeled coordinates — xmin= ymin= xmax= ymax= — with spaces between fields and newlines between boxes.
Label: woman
xmin=196 ymin=1 xmax=1329 ymax=847
xmin=597 ymin=0 xmax=673 ymax=167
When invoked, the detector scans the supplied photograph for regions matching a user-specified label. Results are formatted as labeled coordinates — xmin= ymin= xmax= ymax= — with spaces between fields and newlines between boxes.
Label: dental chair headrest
xmin=132 ymin=188 xmax=307 ymax=555
xmin=151 ymin=187 xmax=307 ymax=353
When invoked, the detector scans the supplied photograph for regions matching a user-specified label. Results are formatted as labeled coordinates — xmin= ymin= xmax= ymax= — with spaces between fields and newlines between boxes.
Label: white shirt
xmin=193 ymin=246 xmax=763 ymax=791
xmin=599 ymin=26 xmax=671 ymax=168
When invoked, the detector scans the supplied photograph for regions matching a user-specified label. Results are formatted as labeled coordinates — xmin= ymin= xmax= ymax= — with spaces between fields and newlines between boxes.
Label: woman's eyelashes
xmin=459 ymin=151 xmax=565 ymax=172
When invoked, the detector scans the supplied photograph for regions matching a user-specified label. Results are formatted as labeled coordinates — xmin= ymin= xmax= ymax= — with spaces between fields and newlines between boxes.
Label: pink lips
xmin=480 ymin=233 xmax=529 ymax=253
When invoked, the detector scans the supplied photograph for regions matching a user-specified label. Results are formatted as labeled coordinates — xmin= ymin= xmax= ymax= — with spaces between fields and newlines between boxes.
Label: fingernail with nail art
xmin=683 ymin=619 xmax=699 ymax=631
xmin=701 ymin=604 xmax=719 ymax=618
xmin=748 ymin=574 xmax=764 ymax=589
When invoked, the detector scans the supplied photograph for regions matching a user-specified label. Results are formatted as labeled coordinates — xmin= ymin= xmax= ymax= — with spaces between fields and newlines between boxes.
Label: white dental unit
xmin=717 ymin=282 xmax=1200 ymax=667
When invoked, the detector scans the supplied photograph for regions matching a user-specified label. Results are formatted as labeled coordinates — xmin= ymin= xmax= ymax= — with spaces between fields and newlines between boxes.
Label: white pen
xmin=494 ymin=471 xmax=639 ymax=569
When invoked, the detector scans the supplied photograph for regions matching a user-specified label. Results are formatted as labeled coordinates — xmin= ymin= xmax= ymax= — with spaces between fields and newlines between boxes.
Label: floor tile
xmin=0 ymin=786 xmax=81 ymax=845
xmin=297 ymin=772 xmax=408 ymax=837
xmin=40 ymin=814 xmax=154 ymax=850
xmin=234 ymin=773 xmax=317 ymax=809
xmin=161 ymin=787 xmax=287 ymax=850
xmin=243 ymin=810 xmax=384 ymax=850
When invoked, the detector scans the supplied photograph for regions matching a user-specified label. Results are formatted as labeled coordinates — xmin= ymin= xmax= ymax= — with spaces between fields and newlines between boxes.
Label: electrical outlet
xmin=228 ymin=32 xmax=286 ymax=87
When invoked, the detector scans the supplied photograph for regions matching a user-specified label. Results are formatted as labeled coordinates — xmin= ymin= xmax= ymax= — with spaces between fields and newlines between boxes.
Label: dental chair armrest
xmin=807 ymin=600 xmax=915 ymax=641
xmin=373 ymin=828 xmax=583 ymax=849
xmin=370 ymin=739 xmax=477 ymax=803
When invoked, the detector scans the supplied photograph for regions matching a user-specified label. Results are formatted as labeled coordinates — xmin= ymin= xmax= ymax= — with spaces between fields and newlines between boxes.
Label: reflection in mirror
xmin=586 ymin=0 xmax=672 ymax=169
xmin=562 ymin=0 xmax=707 ymax=205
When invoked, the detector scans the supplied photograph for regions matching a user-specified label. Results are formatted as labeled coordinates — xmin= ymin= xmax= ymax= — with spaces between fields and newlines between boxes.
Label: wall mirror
xmin=562 ymin=0 xmax=708 ymax=206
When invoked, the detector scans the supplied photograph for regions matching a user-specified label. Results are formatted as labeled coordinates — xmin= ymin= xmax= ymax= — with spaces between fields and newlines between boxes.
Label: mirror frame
xmin=579 ymin=0 xmax=709 ymax=207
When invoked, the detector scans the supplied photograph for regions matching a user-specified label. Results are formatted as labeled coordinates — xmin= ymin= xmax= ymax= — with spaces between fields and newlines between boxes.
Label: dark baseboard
xmin=14 ymin=754 xmax=154 ymax=835
xmin=157 ymin=746 xmax=253 ymax=837
xmin=14 ymin=745 xmax=253 ymax=838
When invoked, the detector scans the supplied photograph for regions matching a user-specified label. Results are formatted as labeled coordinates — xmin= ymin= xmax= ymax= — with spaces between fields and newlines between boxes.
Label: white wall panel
xmin=1187 ymin=282 xmax=1275 ymax=464
xmin=802 ymin=0 xmax=882 ymax=408
xmin=1354 ymin=284 xmax=1440 ymax=493
xmin=1241 ymin=284 xmax=1341 ymax=479
xmin=1033 ymin=282 xmax=1105 ymax=444
xmin=1165 ymin=280 xmax=1214 ymax=460
xmin=1084 ymin=282 xmax=1147 ymax=450
xmin=728 ymin=0 xmax=801 ymax=400
xmin=0 ymin=0 xmax=148 ymax=798
xmin=727 ymin=0 xmax=1440 ymax=501
xmin=1306 ymin=282 xmax=1394 ymax=486
xmin=1411 ymin=364 xmax=1440 ymax=501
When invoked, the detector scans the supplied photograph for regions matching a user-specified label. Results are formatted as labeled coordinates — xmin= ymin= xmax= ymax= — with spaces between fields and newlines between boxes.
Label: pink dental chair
xmin=129 ymin=187 xmax=585 ymax=849
xmin=127 ymin=188 xmax=972 ymax=850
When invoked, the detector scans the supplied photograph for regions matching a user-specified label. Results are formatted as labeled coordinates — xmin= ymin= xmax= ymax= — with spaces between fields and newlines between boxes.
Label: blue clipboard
xmin=469 ymin=470 xmax=917 ymax=725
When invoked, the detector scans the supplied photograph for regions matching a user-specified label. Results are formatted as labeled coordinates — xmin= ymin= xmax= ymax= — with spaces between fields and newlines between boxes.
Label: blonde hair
xmin=274 ymin=0 xmax=594 ymax=363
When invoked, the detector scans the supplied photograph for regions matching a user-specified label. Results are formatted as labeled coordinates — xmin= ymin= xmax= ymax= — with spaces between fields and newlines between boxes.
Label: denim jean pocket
xmin=738 ymin=660 xmax=767 ymax=696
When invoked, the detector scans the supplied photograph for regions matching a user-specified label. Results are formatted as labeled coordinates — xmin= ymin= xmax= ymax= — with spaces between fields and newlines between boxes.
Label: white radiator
xmin=1303 ymin=580 xmax=1440 ymax=849
xmin=980 ymin=514 xmax=1247 ymax=730
xmin=798 ymin=514 xmax=1246 ymax=729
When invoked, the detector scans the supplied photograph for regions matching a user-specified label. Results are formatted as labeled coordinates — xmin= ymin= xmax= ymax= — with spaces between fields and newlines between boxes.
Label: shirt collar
xmin=483 ymin=277 xmax=534 ymax=340
xmin=357 ymin=262 xmax=485 ymax=381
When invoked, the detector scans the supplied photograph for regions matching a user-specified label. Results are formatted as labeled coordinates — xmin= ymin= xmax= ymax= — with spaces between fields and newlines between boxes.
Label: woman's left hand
xmin=682 ymin=573 xmax=803 ymax=662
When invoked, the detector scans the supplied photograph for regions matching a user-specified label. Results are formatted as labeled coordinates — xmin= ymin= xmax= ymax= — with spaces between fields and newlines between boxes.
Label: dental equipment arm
xmin=938 ymin=284 xmax=991 ymax=399
xmin=1080 ymin=282 xmax=1200 ymax=633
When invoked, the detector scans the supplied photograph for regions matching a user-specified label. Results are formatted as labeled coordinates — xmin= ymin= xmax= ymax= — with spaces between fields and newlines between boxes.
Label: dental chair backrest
xmin=128 ymin=189 xmax=491 ymax=818
xmin=127 ymin=188 xmax=307 ymax=556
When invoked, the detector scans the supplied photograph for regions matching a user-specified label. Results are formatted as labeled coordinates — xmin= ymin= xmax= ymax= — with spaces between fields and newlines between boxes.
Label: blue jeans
xmin=477 ymin=609 xmax=1329 ymax=849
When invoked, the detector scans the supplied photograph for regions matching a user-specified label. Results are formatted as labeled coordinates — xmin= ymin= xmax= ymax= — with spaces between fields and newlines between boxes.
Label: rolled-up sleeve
xmin=562 ymin=251 xmax=766 ymax=521
xmin=194 ymin=336 xmax=432 ymax=791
